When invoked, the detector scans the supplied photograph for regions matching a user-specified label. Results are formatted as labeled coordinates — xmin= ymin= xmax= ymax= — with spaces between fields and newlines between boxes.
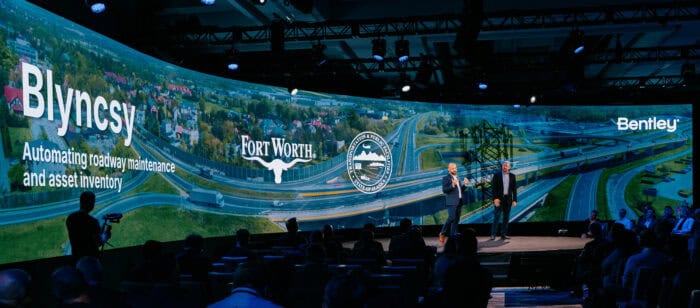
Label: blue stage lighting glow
xmin=201 ymin=0 xmax=216 ymax=5
xmin=227 ymin=63 xmax=239 ymax=70
xmin=478 ymin=82 xmax=488 ymax=90
xmin=574 ymin=45 xmax=585 ymax=54
xmin=373 ymin=55 xmax=384 ymax=62
xmin=398 ymin=55 xmax=409 ymax=62
xmin=90 ymin=3 xmax=106 ymax=14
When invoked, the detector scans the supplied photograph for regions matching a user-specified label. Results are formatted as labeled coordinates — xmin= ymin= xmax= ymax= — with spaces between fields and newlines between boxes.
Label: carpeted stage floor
xmin=344 ymin=236 xmax=590 ymax=253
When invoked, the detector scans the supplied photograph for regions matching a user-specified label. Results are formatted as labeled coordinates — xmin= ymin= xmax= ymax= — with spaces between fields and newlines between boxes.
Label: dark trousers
xmin=441 ymin=199 xmax=463 ymax=236
xmin=491 ymin=195 xmax=513 ymax=238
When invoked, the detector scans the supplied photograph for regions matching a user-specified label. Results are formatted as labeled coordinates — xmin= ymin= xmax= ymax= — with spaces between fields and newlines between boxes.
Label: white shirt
xmin=453 ymin=175 xmax=462 ymax=199
xmin=502 ymin=172 xmax=510 ymax=196
xmin=616 ymin=217 xmax=633 ymax=230
xmin=672 ymin=217 xmax=695 ymax=235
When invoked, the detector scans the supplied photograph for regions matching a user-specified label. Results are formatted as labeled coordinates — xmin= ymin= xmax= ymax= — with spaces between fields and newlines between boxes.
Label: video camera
xmin=99 ymin=213 xmax=123 ymax=251
xmin=102 ymin=213 xmax=123 ymax=223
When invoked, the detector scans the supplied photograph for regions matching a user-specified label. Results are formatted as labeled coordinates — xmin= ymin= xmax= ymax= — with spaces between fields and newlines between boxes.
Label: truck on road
xmin=189 ymin=188 xmax=224 ymax=207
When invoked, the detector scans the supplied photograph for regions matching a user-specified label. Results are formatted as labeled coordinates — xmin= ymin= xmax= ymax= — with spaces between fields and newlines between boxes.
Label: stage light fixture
xmin=395 ymin=39 xmax=409 ymax=62
xmin=255 ymin=0 xmax=267 ymax=4
xmin=401 ymin=84 xmax=411 ymax=93
xmin=312 ymin=43 xmax=327 ymax=66
xmin=289 ymin=87 xmax=299 ymax=95
xmin=529 ymin=95 xmax=537 ymax=104
xmin=201 ymin=0 xmax=216 ymax=5
xmin=86 ymin=0 xmax=106 ymax=14
xmin=226 ymin=48 xmax=239 ymax=71
xmin=478 ymin=82 xmax=488 ymax=90
xmin=571 ymin=30 xmax=585 ymax=55
xmin=372 ymin=39 xmax=386 ymax=62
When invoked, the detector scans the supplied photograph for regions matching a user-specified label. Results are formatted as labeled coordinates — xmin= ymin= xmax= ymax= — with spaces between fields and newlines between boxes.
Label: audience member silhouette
xmin=672 ymin=205 xmax=694 ymax=236
xmin=227 ymin=229 xmax=254 ymax=259
xmin=576 ymin=222 xmax=610 ymax=299
xmin=75 ymin=256 xmax=127 ymax=308
xmin=351 ymin=229 xmax=386 ymax=266
xmin=322 ymin=225 xmax=344 ymax=263
xmin=50 ymin=266 xmax=92 ymax=307
xmin=322 ymin=274 xmax=367 ymax=308
xmin=442 ymin=229 xmax=492 ymax=308
xmin=615 ymin=208 xmax=634 ymax=230
xmin=432 ymin=236 xmax=459 ymax=289
xmin=127 ymin=240 xmax=176 ymax=282
xmin=621 ymin=229 xmax=670 ymax=290
xmin=0 ymin=268 xmax=31 ymax=308
xmin=66 ymin=191 xmax=102 ymax=261
xmin=176 ymin=234 xmax=211 ymax=281
xmin=277 ymin=217 xmax=307 ymax=249
xmin=598 ymin=224 xmax=639 ymax=305
xmin=581 ymin=210 xmax=599 ymax=238
xmin=208 ymin=262 xmax=282 ymax=308
xmin=637 ymin=207 xmax=657 ymax=232
xmin=388 ymin=218 xmax=413 ymax=258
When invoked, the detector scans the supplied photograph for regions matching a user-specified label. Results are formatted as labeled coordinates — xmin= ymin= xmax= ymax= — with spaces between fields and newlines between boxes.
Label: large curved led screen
xmin=0 ymin=0 xmax=693 ymax=264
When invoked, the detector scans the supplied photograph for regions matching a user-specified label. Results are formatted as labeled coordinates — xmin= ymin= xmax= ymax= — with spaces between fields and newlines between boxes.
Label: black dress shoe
xmin=489 ymin=236 xmax=495 ymax=240
xmin=501 ymin=236 xmax=510 ymax=240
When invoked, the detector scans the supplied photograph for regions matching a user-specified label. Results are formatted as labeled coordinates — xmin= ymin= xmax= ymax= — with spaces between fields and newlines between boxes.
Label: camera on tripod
xmin=100 ymin=213 xmax=123 ymax=250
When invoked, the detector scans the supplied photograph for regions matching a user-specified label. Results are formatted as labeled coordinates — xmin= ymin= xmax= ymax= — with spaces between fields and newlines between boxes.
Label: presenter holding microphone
xmin=440 ymin=162 xmax=470 ymax=243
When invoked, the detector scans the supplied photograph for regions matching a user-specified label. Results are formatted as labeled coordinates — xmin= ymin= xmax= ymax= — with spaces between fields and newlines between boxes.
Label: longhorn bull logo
xmin=243 ymin=156 xmax=311 ymax=184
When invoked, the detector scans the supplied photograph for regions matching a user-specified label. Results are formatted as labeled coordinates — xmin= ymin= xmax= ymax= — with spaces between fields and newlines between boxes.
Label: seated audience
xmin=176 ymin=233 xmax=211 ymax=281
xmin=637 ymin=207 xmax=657 ymax=232
xmin=621 ymin=229 xmax=670 ymax=290
xmin=76 ymin=256 xmax=127 ymax=308
xmin=322 ymin=274 xmax=367 ymax=308
xmin=671 ymin=205 xmax=694 ymax=236
xmin=581 ymin=210 xmax=600 ymax=238
xmin=0 ymin=268 xmax=31 ymax=308
xmin=322 ymin=225 xmax=344 ymax=263
xmin=208 ymin=262 xmax=281 ymax=308
xmin=615 ymin=208 xmax=634 ymax=231
xmin=227 ymin=228 xmax=255 ymax=259
xmin=442 ymin=229 xmax=492 ymax=308
xmin=351 ymin=229 xmax=386 ymax=266
xmin=277 ymin=217 xmax=307 ymax=249
xmin=51 ymin=266 xmax=91 ymax=307
xmin=127 ymin=240 xmax=176 ymax=282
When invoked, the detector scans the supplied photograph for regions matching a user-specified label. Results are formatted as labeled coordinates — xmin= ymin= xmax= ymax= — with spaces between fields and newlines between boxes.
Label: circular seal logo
xmin=347 ymin=131 xmax=393 ymax=194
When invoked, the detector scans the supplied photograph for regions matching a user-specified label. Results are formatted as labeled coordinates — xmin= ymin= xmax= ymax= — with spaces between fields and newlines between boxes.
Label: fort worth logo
xmin=240 ymin=135 xmax=312 ymax=184
xmin=347 ymin=132 xmax=392 ymax=194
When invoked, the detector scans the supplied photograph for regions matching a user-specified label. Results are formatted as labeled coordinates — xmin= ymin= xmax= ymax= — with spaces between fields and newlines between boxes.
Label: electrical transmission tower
xmin=461 ymin=120 xmax=513 ymax=206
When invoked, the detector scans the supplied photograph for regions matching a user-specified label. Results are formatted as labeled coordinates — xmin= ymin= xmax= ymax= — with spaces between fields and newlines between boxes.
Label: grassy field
xmin=0 ymin=216 xmax=68 ymax=264
xmin=0 ymin=205 xmax=282 ymax=264
xmin=595 ymin=144 xmax=690 ymax=220
xmin=625 ymin=154 xmax=693 ymax=216
xmin=419 ymin=148 xmax=443 ymax=171
xmin=8 ymin=127 xmax=33 ymax=158
xmin=105 ymin=206 xmax=282 ymax=249
xmin=528 ymin=175 xmax=577 ymax=222
xmin=415 ymin=135 xmax=459 ymax=149
xmin=128 ymin=173 xmax=181 ymax=196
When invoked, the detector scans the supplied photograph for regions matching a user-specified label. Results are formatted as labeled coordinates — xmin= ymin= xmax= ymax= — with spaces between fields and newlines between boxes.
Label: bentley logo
xmin=242 ymin=156 xmax=311 ymax=184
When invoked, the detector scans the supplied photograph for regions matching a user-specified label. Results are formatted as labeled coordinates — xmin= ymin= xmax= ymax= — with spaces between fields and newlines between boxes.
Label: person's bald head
xmin=448 ymin=163 xmax=457 ymax=175
xmin=0 ymin=268 xmax=31 ymax=307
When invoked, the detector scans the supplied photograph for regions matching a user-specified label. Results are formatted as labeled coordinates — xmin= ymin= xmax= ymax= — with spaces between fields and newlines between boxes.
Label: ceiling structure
xmin=28 ymin=0 xmax=700 ymax=104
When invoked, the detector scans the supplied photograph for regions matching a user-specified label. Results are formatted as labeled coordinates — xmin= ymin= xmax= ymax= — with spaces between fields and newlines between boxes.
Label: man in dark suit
xmin=440 ymin=162 xmax=469 ymax=243
xmin=491 ymin=161 xmax=517 ymax=240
